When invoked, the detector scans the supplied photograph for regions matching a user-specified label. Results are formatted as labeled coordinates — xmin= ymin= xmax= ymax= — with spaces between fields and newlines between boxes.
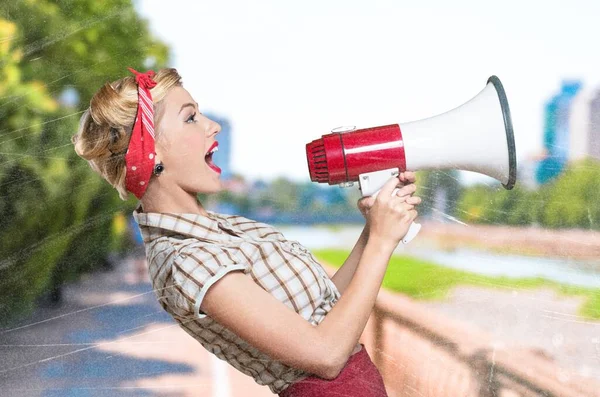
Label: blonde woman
xmin=72 ymin=67 xmax=421 ymax=396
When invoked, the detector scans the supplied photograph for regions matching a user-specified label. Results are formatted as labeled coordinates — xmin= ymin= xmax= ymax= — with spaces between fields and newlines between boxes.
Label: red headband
xmin=125 ymin=67 xmax=157 ymax=199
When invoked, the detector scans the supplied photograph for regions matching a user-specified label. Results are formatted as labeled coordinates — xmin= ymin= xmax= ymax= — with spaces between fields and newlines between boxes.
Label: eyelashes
xmin=186 ymin=112 xmax=197 ymax=124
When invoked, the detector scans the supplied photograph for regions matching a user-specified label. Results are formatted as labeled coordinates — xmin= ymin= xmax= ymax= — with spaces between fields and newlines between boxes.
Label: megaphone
xmin=305 ymin=75 xmax=517 ymax=244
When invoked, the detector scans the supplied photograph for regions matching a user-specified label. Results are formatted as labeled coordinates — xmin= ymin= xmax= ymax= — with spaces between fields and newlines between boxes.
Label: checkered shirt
xmin=132 ymin=203 xmax=342 ymax=394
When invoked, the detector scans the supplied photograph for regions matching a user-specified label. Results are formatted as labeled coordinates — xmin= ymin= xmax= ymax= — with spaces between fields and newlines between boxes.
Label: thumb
xmin=358 ymin=196 xmax=375 ymax=209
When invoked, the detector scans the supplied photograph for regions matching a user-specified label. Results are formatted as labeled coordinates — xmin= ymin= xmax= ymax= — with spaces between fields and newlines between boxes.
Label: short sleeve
xmin=172 ymin=245 xmax=249 ymax=319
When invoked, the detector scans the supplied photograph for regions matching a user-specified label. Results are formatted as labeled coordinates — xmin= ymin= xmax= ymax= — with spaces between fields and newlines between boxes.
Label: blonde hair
xmin=72 ymin=68 xmax=183 ymax=200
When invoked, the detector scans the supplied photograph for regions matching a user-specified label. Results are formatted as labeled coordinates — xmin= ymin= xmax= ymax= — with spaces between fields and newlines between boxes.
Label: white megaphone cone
xmin=401 ymin=76 xmax=516 ymax=188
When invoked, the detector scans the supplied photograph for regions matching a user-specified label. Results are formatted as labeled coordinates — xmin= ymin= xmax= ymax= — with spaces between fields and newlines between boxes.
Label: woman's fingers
xmin=399 ymin=171 xmax=416 ymax=184
xmin=379 ymin=176 xmax=402 ymax=200
xmin=405 ymin=196 xmax=422 ymax=205
xmin=404 ymin=208 xmax=419 ymax=223
xmin=391 ymin=183 xmax=419 ymax=215
xmin=391 ymin=199 xmax=416 ymax=213
xmin=394 ymin=183 xmax=417 ymax=198
xmin=403 ymin=203 xmax=415 ymax=211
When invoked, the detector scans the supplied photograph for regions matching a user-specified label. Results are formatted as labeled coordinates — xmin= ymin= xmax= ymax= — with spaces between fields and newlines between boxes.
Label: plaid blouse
xmin=132 ymin=203 xmax=342 ymax=394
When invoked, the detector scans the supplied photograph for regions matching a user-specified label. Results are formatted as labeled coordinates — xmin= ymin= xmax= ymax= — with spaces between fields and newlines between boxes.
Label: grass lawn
xmin=313 ymin=248 xmax=600 ymax=320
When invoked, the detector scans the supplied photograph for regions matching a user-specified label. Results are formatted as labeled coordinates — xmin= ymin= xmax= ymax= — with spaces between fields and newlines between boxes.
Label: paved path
xmin=0 ymin=256 xmax=273 ymax=397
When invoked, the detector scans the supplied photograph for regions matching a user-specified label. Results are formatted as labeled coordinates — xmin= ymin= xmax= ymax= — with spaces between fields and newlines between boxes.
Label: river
xmin=277 ymin=225 xmax=600 ymax=289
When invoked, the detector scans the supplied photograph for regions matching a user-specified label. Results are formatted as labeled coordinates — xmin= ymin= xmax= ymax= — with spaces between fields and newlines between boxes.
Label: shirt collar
xmin=132 ymin=201 xmax=238 ymax=243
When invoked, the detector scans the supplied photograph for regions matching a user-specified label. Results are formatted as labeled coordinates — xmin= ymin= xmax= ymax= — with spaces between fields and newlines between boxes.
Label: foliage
xmin=456 ymin=158 xmax=600 ymax=229
xmin=0 ymin=1 xmax=170 ymax=324
xmin=541 ymin=158 xmax=600 ymax=228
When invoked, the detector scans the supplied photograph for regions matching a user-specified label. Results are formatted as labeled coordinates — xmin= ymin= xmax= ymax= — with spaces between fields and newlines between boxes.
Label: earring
xmin=153 ymin=161 xmax=165 ymax=176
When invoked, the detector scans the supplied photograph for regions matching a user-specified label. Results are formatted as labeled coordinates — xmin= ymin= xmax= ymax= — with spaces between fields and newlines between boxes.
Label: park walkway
xmin=0 ymin=256 xmax=273 ymax=397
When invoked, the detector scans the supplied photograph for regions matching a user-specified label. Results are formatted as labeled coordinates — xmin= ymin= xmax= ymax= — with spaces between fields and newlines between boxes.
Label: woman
xmin=72 ymin=67 xmax=420 ymax=396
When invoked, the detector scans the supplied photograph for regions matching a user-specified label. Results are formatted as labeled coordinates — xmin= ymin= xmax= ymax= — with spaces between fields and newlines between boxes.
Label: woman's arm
xmin=330 ymin=225 xmax=369 ymax=294
xmin=200 ymin=222 xmax=406 ymax=380
xmin=200 ymin=177 xmax=419 ymax=379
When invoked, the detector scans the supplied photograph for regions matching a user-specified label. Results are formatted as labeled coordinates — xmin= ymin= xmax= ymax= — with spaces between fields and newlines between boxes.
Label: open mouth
xmin=205 ymin=141 xmax=222 ymax=174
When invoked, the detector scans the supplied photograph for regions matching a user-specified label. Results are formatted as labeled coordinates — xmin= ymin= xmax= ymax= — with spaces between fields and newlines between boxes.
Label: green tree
xmin=456 ymin=158 xmax=600 ymax=230
xmin=456 ymin=184 xmax=494 ymax=223
xmin=268 ymin=177 xmax=300 ymax=213
xmin=541 ymin=158 xmax=600 ymax=229
xmin=0 ymin=1 xmax=170 ymax=324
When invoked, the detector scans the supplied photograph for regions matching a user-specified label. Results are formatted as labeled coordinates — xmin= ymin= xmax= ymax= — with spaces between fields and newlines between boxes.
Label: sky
xmin=135 ymin=0 xmax=600 ymax=185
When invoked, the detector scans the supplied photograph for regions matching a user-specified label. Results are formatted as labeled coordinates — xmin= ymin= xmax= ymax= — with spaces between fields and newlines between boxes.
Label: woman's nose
xmin=208 ymin=121 xmax=221 ymax=137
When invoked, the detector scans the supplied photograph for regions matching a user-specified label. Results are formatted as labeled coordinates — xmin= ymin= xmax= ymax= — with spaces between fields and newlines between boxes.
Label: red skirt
xmin=279 ymin=344 xmax=388 ymax=397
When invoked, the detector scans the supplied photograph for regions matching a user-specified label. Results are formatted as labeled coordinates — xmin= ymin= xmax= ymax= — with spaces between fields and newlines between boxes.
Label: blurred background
xmin=1 ymin=0 xmax=599 ymax=396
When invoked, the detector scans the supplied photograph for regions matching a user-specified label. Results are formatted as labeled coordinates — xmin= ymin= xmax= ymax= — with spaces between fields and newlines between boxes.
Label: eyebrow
xmin=178 ymin=101 xmax=200 ymax=114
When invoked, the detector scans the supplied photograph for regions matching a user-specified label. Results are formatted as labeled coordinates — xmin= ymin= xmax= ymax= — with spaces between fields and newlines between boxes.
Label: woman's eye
xmin=186 ymin=112 xmax=197 ymax=124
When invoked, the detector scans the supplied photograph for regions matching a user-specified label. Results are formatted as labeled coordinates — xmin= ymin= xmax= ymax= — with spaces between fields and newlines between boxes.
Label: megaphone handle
xmin=371 ymin=187 xmax=421 ymax=244
xmin=402 ymin=221 xmax=421 ymax=244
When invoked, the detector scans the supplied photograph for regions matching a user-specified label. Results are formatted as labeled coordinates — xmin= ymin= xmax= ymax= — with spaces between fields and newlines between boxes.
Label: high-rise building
xmin=536 ymin=81 xmax=582 ymax=184
xmin=567 ymin=87 xmax=600 ymax=163
xmin=568 ymin=87 xmax=593 ymax=162
xmin=588 ymin=90 xmax=600 ymax=161
xmin=204 ymin=112 xmax=233 ymax=180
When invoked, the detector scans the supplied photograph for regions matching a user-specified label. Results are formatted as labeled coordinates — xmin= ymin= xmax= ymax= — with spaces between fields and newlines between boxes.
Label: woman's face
xmin=154 ymin=86 xmax=223 ymax=194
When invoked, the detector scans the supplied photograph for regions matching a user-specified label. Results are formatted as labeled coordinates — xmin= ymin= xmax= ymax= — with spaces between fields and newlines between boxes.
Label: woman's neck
xmin=140 ymin=180 xmax=208 ymax=216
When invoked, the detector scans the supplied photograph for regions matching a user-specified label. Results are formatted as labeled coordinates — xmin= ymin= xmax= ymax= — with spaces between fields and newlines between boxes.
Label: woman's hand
xmin=364 ymin=174 xmax=421 ymax=249
xmin=357 ymin=171 xmax=421 ymax=231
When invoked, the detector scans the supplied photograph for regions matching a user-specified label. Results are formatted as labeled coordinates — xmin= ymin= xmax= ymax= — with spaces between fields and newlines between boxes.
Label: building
xmin=535 ymin=80 xmax=582 ymax=184
xmin=568 ymin=86 xmax=600 ymax=162
xmin=587 ymin=90 xmax=600 ymax=161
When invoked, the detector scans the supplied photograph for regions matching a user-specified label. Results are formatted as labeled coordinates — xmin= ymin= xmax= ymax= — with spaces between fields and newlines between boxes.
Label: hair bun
xmin=71 ymin=68 xmax=182 ymax=200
